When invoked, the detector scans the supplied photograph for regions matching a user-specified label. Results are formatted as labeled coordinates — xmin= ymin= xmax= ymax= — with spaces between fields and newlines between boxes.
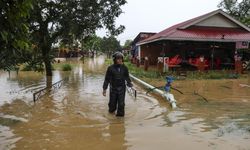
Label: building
xmin=131 ymin=32 xmax=156 ymax=60
xmin=137 ymin=9 xmax=250 ymax=70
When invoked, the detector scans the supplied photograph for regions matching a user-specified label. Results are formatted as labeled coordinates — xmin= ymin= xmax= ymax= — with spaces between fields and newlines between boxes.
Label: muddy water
xmin=0 ymin=57 xmax=250 ymax=150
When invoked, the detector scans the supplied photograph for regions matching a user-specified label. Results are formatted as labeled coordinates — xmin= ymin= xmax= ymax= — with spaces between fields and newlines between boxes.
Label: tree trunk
xmin=41 ymin=41 xmax=53 ymax=77
xmin=46 ymin=75 xmax=52 ymax=88
xmin=41 ymin=41 xmax=53 ymax=87
xmin=44 ymin=58 xmax=52 ymax=76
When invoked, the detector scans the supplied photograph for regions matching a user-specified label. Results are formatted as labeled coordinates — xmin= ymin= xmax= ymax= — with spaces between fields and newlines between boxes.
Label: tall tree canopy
xmin=218 ymin=0 xmax=250 ymax=26
xmin=100 ymin=36 xmax=121 ymax=53
xmin=81 ymin=35 xmax=102 ymax=52
xmin=0 ymin=0 xmax=32 ymax=70
xmin=123 ymin=39 xmax=132 ymax=49
xmin=29 ymin=0 xmax=126 ymax=76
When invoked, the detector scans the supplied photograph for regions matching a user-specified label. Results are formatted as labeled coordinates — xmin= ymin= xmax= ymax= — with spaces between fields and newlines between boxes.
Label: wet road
xmin=0 ymin=56 xmax=250 ymax=150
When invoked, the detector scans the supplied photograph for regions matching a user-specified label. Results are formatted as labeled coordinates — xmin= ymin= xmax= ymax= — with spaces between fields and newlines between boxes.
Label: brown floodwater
xmin=0 ymin=56 xmax=250 ymax=150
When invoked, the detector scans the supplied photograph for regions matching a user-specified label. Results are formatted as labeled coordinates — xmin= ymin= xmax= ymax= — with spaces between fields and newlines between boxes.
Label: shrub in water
xmin=61 ymin=64 xmax=72 ymax=71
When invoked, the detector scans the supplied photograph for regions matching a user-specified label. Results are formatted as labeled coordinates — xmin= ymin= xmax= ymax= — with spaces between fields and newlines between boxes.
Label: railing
xmin=127 ymin=86 xmax=137 ymax=99
xmin=33 ymin=78 xmax=66 ymax=102
xmin=129 ymin=74 xmax=177 ymax=108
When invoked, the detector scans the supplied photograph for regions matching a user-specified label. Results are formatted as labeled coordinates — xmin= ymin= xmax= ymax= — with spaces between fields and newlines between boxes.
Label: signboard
xmin=158 ymin=57 xmax=169 ymax=72
xmin=236 ymin=41 xmax=249 ymax=49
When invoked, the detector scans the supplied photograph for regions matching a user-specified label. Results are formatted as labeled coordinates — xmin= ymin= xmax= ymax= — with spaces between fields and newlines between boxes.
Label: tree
xmin=0 ymin=0 xmax=32 ymax=70
xmin=81 ymin=35 xmax=103 ymax=52
xmin=29 ymin=0 xmax=126 ymax=77
xmin=218 ymin=0 xmax=250 ymax=26
xmin=123 ymin=39 xmax=132 ymax=49
xmin=100 ymin=36 xmax=121 ymax=55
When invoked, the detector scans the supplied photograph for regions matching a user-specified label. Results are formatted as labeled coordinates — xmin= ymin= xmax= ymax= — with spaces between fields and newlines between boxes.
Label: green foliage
xmin=123 ymin=55 xmax=130 ymax=62
xmin=100 ymin=36 xmax=121 ymax=53
xmin=21 ymin=63 xmax=45 ymax=72
xmin=123 ymin=39 xmax=132 ymax=49
xmin=218 ymin=0 xmax=250 ymax=26
xmin=0 ymin=0 xmax=33 ymax=70
xmin=21 ymin=65 xmax=33 ymax=71
xmin=81 ymin=35 xmax=102 ymax=51
xmin=61 ymin=64 xmax=72 ymax=71
xmin=123 ymin=62 xmax=162 ymax=79
xmin=28 ymin=0 xmax=126 ymax=76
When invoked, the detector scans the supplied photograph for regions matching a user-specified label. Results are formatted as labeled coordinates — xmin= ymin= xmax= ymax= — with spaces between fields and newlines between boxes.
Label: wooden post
xmin=136 ymin=56 xmax=140 ymax=67
xmin=144 ymin=57 xmax=149 ymax=71
xmin=235 ymin=60 xmax=243 ymax=74
xmin=234 ymin=52 xmax=243 ymax=74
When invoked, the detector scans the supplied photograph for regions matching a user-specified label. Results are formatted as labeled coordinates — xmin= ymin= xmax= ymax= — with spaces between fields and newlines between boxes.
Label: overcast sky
xmin=96 ymin=0 xmax=222 ymax=45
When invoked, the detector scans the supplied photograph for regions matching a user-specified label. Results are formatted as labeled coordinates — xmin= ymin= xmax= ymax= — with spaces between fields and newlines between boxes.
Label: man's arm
xmin=103 ymin=66 xmax=111 ymax=96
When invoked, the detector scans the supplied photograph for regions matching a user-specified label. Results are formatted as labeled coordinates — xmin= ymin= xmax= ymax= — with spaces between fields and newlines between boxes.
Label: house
xmin=131 ymin=32 xmax=156 ymax=61
xmin=137 ymin=9 xmax=250 ymax=70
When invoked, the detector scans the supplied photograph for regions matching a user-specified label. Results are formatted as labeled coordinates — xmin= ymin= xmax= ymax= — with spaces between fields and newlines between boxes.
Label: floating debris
xmin=239 ymin=84 xmax=250 ymax=88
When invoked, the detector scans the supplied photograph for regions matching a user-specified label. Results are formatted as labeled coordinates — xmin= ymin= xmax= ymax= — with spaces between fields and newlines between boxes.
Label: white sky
xmin=96 ymin=0 xmax=222 ymax=45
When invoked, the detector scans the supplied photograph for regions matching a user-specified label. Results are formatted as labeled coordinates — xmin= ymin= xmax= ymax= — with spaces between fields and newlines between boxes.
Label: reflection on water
xmin=0 ymin=56 xmax=250 ymax=150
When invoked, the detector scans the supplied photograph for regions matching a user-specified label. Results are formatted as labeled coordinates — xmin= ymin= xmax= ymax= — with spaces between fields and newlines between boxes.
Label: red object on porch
xmin=166 ymin=55 xmax=182 ymax=66
xmin=189 ymin=57 xmax=209 ymax=70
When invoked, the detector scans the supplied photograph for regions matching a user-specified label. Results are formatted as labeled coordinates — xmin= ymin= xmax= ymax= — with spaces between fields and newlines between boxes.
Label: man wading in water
xmin=103 ymin=52 xmax=133 ymax=117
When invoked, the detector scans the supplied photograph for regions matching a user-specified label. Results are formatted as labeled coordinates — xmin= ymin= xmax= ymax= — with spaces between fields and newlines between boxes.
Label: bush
xmin=61 ymin=64 xmax=72 ymax=71
xmin=105 ymin=59 xmax=113 ymax=65
xmin=124 ymin=55 xmax=130 ymax=62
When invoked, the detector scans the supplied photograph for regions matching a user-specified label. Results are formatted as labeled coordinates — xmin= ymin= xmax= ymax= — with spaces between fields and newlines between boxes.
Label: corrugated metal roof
xmin=139 ymin=9 xmax=250 ymax=45
xmin=132 ymin=32 xmax=156 ymax=45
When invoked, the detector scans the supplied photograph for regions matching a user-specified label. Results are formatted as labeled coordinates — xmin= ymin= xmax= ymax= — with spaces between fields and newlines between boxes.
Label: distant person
xmin=103 ymin=52 xmax=133 ymax=117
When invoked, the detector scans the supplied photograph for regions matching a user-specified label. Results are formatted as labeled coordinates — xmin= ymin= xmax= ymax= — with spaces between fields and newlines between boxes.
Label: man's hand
xmin=102 ymin=90 xmax=106 ymax=97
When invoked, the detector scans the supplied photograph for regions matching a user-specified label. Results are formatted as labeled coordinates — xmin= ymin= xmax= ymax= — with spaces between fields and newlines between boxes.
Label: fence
xmin=33 ymin=78 xmax=66 ymax=102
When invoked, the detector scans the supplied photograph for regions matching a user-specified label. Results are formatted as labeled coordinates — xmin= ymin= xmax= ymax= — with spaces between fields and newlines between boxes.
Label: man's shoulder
xmin=107 ymin=64 xmax=115 ymax=71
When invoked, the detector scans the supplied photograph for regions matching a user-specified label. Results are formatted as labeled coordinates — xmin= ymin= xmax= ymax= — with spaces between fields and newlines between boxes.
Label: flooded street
xmin=0 ymin=56 xmax=250 ymax=150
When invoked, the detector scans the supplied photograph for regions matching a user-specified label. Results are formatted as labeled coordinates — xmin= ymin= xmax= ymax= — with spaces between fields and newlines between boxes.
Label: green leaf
xmin=0 ymin=31 xmax=8 ymax=43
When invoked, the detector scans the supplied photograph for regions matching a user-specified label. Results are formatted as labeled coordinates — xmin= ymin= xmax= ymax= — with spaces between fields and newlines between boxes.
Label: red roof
xmin=139 ymin=9 xmax=250 ymax=45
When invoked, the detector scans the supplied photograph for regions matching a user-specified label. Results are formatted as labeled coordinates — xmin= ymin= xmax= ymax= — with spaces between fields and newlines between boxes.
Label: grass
xmin=125 ymin=62 xmax=163 ymax=79
xmin=186 ymin=70 xmax=240 ymax=80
